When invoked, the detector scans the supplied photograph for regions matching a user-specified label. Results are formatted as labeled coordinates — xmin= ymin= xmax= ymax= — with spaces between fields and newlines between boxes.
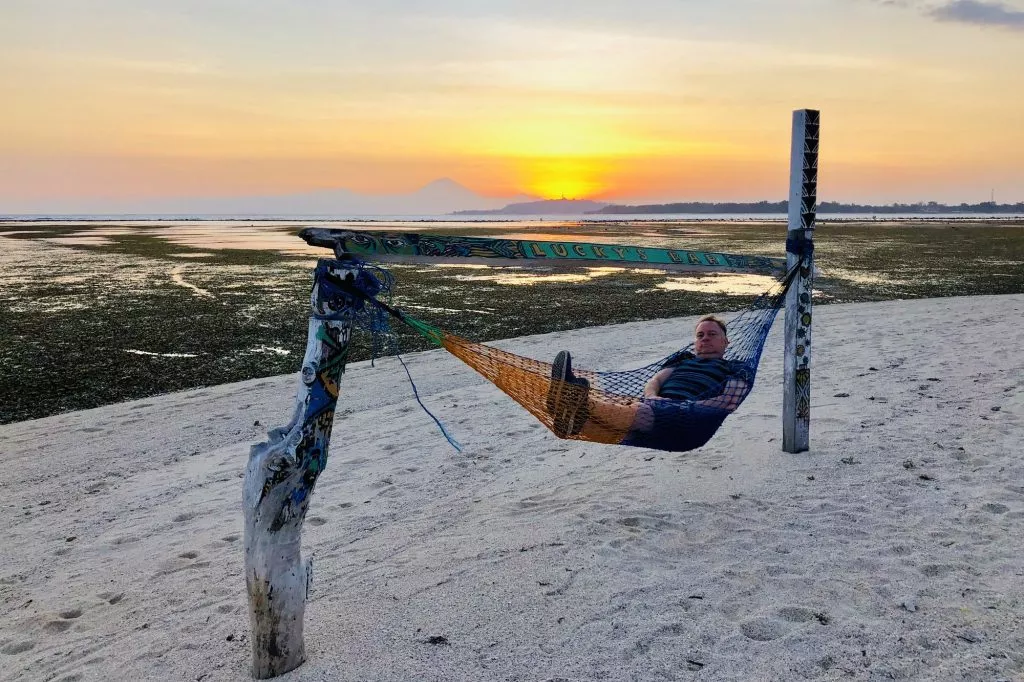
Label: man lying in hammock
xmin=545 ymin=316 xmax=752 ymax=451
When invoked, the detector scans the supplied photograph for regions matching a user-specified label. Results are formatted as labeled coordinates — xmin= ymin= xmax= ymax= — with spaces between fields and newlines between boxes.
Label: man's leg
xmin=546 ymin=351 xmax=652 ymax=443
xmin=579 ymin=400 xmax=650 ymax=443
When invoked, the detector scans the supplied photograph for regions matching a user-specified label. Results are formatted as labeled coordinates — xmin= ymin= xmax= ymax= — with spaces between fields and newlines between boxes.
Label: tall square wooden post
xmin=783 ymin=109 xmax=818 ymax=453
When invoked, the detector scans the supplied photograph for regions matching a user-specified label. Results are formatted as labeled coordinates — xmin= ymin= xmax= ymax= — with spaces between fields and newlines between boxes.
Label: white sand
xmin=1 ymin=295 xmax=1022 ymax=682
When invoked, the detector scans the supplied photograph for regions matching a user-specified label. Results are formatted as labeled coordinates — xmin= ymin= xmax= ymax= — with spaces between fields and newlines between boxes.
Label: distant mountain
xmin=453 ymin=198 xmax=610 ymax=215
xmin=2 ymin=178 xmax=538 ymax=216
xmin=594 ymin=200 xmax=1024 ymax=214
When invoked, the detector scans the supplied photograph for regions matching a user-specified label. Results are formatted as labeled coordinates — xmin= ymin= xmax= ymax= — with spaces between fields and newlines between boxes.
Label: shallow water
xmin=656 ymin=273 xmax=781 ymax=295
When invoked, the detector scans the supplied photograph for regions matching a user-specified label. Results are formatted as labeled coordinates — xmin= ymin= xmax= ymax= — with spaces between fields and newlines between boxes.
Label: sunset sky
xmin=2 ymin=0 xmax=1023 ymax=209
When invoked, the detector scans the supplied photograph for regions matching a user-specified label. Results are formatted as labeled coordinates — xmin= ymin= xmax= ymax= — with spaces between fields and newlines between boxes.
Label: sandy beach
xmin=1 ymin=294 xmax=1022 ymax=681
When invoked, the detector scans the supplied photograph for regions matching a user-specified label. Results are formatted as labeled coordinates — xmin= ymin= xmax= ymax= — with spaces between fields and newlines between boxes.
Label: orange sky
xmin=2 ymin=0 xmax=1023 ymax=208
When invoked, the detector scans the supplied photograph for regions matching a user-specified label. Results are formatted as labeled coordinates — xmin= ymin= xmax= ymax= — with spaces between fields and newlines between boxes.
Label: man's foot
xmin=546 ymin=351 xmax=590 ymax=437
xmin=546 ymin=351 xmax=574 ymax=414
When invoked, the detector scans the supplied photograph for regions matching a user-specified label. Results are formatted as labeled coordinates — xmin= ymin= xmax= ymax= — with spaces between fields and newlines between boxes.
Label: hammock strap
xmin=785 ymin=233 xmax=815 ymax=258
xmin=779 ymin=253 xmax=806 ymax=290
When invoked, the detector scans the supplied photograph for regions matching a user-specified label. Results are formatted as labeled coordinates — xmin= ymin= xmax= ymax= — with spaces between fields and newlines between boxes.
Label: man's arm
xmin=694 ymin=378 xmax=748 ymax=412
xmin=643 ymin=368 xmax=674 ymax=398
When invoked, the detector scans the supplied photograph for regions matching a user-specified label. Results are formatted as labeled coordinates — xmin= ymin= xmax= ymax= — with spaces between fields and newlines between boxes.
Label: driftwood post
xmin=783 ymin=108 xmax=818 ymax=453
xmin=243 ymin=257 xmax=357 ymax=678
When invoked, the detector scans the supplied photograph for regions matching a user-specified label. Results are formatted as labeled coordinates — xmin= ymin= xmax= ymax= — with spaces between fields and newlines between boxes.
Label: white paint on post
xmin=243 ymin=260 xmax=357 ymax=678
xmin=783 ymin=109 xmax=818 ymax=453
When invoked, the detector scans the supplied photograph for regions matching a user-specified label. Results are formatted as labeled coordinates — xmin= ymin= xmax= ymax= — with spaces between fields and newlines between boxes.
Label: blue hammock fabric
xmin=619 ymin=402 xmax=729 ymax=451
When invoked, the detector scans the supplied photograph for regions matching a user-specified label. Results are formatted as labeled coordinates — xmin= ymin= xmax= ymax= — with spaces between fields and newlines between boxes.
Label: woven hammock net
xmin=438 ymin=277 xmax=790 ymax=452
xmin=327 ymin=258 xmax=803 ymax=453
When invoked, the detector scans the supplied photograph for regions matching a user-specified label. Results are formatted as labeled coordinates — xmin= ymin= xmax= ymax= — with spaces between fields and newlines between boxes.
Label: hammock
xmin=321 ymin=250 xmax=807 ymax=454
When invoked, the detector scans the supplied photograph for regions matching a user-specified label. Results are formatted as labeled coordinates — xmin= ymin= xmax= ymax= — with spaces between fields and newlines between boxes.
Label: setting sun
xmin=517 ymin=157 xmax=612 ymax=199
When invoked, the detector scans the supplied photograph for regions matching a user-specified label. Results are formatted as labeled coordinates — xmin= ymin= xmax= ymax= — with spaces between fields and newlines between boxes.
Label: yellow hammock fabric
xmin=441 ymin=334 xmax=626 ymax=444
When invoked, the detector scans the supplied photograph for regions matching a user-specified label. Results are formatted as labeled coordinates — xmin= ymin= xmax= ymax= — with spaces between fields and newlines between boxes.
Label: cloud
xmin=859 ymin=0 xmax=1024 ymax=30
xmin=929 ymin=0 xmax=1024 ymax=30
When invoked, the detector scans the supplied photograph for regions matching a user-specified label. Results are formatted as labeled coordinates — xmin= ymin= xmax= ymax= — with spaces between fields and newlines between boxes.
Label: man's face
xmin=694 ymin=320 xmax=728 ymax=359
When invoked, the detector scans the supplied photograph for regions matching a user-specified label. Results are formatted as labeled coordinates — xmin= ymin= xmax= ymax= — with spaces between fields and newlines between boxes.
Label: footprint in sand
xmin=982 ymin=503 xmax=1009 ymax=514
xmin=221 ymin=534 xmax=240 ymax=543
xmin=307 ymin=517 xmax=328 ymax=527
xmin=42 ymin=607 xmax=84 ymax=635
xmin=617 ymin=514 xmax=676 ymax=532
xmin=111 ymin=534 xmax=142 ymax=546
xmin=920 ymin=564 xmax=956 ymax=577
xmin=179 ymin=551 xmax=200 ymax=559
xmin=0 ymin=641 xmax=36 ymax=655
xmin=775 ymin=606 xmax=828 ymax=624
xmin=98 ymin=592 xmax=124 ymax=605
xmin=739 ymin=617 xmax=789 ymax=641
xmin=173 ymin=512 xmax=197 ymax=523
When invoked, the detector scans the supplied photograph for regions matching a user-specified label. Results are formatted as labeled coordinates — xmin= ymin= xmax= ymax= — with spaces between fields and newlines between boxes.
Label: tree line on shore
xmin=595 ymin=200 xmax=1024 ymax=214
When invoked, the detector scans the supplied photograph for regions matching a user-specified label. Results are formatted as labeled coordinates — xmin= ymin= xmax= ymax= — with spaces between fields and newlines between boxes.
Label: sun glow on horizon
xmin=517 ymin=157 xmax=613 ymax=200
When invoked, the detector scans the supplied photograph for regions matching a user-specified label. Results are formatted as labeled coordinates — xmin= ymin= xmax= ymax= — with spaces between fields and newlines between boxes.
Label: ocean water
xmin=3 ymin=215 xmax=1021 ymax=291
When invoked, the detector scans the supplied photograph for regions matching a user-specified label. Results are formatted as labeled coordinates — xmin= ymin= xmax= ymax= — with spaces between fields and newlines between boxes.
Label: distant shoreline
xmin=4 ymin=214 xmax=1024 ymax=223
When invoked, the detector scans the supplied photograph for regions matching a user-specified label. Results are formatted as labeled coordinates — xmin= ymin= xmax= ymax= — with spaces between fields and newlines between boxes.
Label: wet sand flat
xmin=2 ymin=219 xmax=1022 ymax=425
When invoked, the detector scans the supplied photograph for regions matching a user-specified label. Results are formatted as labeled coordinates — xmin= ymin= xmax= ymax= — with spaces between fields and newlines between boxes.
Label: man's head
xmin=694 ymin=315 xmax=729 ymax=359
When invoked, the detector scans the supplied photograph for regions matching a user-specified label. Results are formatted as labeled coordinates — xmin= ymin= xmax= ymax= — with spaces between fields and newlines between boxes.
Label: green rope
xmin=402 ymin=314 xmax=445 ymax=346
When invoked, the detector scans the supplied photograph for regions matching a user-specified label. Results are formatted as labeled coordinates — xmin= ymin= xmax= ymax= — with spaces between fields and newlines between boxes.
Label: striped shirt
xmin=657 ymin=357 xmax=747 ymax=402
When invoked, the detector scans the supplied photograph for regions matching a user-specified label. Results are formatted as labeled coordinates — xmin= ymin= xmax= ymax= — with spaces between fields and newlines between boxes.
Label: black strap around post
xmin=785 ymin=233 xmax=815 ymax=259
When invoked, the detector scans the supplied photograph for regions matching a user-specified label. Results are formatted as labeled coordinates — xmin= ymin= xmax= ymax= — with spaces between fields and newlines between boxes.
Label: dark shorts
xmin=620 ymin=398 xmax=729 ymax=453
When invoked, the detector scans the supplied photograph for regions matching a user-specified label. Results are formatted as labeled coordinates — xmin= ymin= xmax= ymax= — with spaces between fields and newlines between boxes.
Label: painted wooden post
xmin=243 ymin=257 xmax=357 ymax=678
xmin=783 ymin=109 xmax=818 ymax=453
